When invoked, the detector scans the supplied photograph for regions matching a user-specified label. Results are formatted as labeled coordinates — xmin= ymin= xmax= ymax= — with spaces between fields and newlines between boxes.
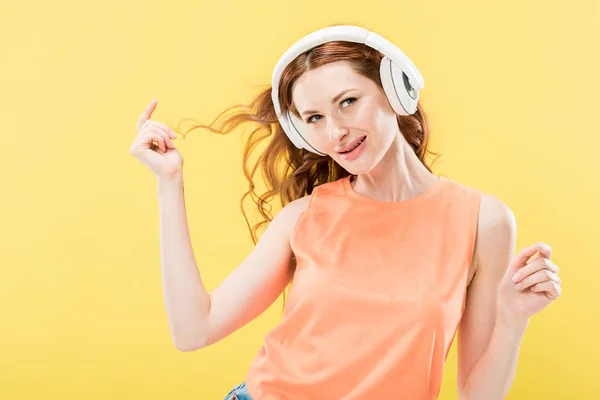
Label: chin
xmin=337 ymin=159 xmax=376 ymax=176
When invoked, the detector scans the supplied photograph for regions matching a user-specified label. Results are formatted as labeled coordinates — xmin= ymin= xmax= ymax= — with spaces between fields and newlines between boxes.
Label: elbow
xmin=172 ymin=309 xmax=212 ymax=352
xmin=174 ymin=337 xmax=205 ymax=352
xmin=175 ymin=344 xmax=199 ymax=352
xmin=173 ymin=332 xmax=208 ymax=352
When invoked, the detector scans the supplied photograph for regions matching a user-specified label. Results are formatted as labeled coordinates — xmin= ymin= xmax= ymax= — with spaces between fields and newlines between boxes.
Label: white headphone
xmin=270 ymin=25 xmax=425 ymax=156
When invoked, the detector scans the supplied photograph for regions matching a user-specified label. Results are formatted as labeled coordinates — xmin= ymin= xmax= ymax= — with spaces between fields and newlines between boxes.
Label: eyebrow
xmin=300 ymin=88 xmax=358 ymax=117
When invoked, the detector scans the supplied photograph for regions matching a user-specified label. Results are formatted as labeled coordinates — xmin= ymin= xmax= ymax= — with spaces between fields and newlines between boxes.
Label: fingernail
xmin=512 ymin=273 xmax=520 ymax=282
xmin=515 ymin=283 xmax=523 ymax=290
xmin=539 ymin=243 xmax=545 ymax=251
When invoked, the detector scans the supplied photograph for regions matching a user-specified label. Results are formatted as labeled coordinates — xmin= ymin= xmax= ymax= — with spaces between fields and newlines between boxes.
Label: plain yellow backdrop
xmin=1 ymin=0 xmax=598 ymax=398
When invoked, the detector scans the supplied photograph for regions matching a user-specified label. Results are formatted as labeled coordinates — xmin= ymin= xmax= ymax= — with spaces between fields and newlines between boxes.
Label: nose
xmin=327 ymin=115 xmax=349 ymax=142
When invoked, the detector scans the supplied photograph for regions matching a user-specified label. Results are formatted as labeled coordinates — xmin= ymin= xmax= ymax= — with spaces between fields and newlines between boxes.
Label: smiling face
xmin=291 ymin=60 xmax=401 ymax=174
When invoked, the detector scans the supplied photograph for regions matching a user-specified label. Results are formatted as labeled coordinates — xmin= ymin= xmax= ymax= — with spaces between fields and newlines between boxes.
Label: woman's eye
xmin=342 ymin=97 xmax=356 ymax=107
xmin=307 ymin=115 xmax=321 ymax=124
xmin=306 ymin=97 xmax=357 ymax=124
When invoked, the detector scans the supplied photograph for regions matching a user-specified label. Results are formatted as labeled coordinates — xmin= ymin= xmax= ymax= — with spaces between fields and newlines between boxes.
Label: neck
xmin=351 ymin=133 xmax=437 ymax=202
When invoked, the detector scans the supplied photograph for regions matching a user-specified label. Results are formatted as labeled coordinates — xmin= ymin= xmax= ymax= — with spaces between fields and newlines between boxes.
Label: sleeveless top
xmin=245 ymin=174 xmax=482 ymax=399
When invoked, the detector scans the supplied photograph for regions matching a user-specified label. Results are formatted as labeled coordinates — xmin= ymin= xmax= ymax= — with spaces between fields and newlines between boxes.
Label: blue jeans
xmin=224 ymin=382 xmax=253 ymax=400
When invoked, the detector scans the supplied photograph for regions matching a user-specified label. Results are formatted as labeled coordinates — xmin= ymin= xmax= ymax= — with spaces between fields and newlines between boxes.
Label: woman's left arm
xmin=457 ymin=194 xmax=562 ymax=400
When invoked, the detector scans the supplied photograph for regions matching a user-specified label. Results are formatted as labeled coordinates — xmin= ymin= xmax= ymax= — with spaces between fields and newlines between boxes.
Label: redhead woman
xmin=129 ymin=25 xmax=562 ymax=400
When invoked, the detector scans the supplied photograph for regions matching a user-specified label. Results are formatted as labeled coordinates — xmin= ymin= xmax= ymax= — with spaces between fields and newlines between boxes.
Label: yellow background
xmin=1 ymin=0 xmax=598 ymax=398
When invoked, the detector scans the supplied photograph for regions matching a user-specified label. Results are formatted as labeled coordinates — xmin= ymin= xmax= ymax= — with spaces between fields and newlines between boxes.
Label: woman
xmin=129 ymin=25 xmax=563 ymax=400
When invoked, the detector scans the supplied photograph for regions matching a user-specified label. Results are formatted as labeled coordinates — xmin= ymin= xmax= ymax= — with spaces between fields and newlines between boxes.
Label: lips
xmin=337 ymin=136 xmax=367 ymax=153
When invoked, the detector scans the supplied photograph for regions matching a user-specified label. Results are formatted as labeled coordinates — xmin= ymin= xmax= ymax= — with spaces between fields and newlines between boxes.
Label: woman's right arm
xmin=157 ymin=173 xmax=309 ymax=351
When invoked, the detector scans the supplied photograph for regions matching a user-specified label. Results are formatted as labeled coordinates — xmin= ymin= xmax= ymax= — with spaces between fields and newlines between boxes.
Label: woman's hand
xmin=129 ymin=99 xmax=183 ymax=181
xmin=497 ymin=243 xmax=562 ymax=324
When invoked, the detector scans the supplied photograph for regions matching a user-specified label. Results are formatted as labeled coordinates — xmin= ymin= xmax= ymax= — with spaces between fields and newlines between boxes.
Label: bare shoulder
xmin=273 ymin=194 xmax=312 ymax=229
xmin=478 ymin=193 xmax=516 ymax=236
xmin=252 ymin=194 xmax=312 ymax=246
xmin=282 ymin=194 xmax=311 ymax=215
xmin=472 ymin=193 xmax=517 ymax=274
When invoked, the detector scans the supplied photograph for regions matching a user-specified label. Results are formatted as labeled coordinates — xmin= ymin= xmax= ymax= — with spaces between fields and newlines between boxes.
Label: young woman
xmin=129 ymin=25 xmax=563 ymax=400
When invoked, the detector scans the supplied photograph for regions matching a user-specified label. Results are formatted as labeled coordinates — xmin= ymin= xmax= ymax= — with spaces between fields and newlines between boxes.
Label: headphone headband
xmin=271 ymin=25 xmax=424 ymax=118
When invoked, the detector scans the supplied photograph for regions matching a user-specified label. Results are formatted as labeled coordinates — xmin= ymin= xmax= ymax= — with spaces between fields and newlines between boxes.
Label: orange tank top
xmin=245 ymin=174 xmax=482 ymax=399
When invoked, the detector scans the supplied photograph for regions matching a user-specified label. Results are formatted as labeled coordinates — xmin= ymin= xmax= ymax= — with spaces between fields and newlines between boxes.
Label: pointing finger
xmin=137 ymin=99 xmax=157 ymax=132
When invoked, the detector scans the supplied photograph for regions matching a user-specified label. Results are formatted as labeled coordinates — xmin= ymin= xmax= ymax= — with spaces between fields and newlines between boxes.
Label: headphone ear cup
xmin=283 ymin=111 xmax=308 ymax=150
xmin=379 ymin=56 xmax=419 ymax=116
xmin=288 ymin=112 xmax=328 ymax=156
xmin=279 ymin=111 xmax=326 ymax=156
